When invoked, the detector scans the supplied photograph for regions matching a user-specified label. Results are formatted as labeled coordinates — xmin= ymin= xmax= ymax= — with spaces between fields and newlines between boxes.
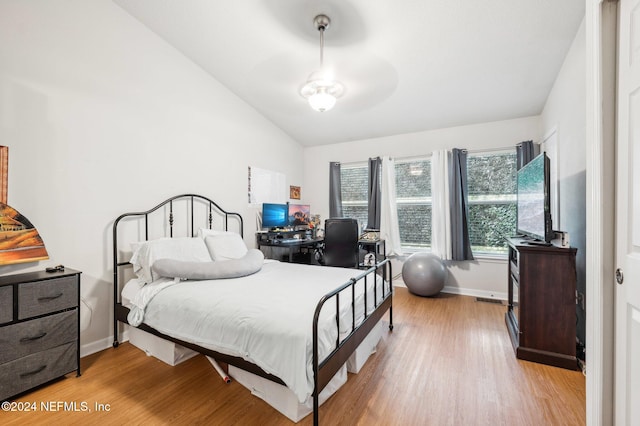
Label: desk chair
xmin=318 ymin=218 xmax=359 ymax=268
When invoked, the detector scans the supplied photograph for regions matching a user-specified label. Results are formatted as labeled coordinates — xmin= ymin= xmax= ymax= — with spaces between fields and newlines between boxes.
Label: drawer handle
xmin=20 ymin=332 xmax=48 ymax=343
xmin=37 ymin=292 xmax=64 ymax=302
xmin=20 ymin=365 xmax=46 ymax=378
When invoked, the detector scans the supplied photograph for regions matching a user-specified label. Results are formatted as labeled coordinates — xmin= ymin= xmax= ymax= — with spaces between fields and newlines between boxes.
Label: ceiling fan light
xmin=300 ymin=14 xmax=345 ymax=112
xmin=300 ymin=76 xmax=344 ymax=111
xmin=308 ymin=89 xmax=337 ymax=112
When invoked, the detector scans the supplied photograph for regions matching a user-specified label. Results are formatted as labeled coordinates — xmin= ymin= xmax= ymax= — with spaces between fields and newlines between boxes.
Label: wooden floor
xmin=4 ymin=287 xmax=585 ymax=425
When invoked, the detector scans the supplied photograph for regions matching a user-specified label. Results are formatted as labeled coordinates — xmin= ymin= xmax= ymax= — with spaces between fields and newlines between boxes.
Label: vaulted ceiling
xmin=114 ymin=0 xmax=586 ymax=146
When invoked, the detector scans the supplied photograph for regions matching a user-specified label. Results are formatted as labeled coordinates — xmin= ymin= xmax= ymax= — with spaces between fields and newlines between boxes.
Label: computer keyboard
xmin=279 ymin=238 xmax=300 ymax=243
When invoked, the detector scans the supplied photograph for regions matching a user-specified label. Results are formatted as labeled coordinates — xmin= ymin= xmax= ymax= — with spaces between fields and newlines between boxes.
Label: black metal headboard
xmin=112 ymin=194 xmax=243 ymax=305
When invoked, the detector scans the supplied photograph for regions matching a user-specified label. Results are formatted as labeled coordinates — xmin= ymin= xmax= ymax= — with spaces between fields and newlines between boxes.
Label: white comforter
xmin=124 ymin=260 xmax=386 ymax=403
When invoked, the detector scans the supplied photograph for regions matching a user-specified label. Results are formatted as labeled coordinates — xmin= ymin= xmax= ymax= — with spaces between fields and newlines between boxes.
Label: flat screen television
xmin=516 ymin=152 xmax=553 ymax=243
xmin=288 ymin=204 xmax=310 ymax=226
xmin=261 ymin=203 xmax=288 ymax=229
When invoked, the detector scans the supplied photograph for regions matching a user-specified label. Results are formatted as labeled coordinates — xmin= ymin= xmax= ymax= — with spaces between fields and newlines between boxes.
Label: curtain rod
xmin=340 ymin=142 xmax=537 ymax=166
xmin=466 ymin=145 xmax=516 ymax=154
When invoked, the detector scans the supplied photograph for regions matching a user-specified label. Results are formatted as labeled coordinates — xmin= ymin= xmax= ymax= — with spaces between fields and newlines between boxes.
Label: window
xmin=340 ymin=163 xmax=368 ymax=230
xmin=395 ymin=157 xmax=432 ymax=250
xmin=466 ymin=150 xmax=517 ymax=255
xmin=339 ymin=151 xmax=515 ymax=256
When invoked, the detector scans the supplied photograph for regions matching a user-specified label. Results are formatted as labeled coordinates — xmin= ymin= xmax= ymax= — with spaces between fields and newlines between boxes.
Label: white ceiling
xmin=114 ymin=0 xmax=585 ymax=147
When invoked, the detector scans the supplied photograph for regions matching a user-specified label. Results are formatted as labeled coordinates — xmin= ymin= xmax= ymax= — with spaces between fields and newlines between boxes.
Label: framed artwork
xmin=290 ymin=185 xmax=301 ymax=200
xmin=0 ymin=147 xmax=48 ymax=265
xmin=0 ymin=202 xmax=49 ymax=265
xmin=0 ymin=146 xmax=7 ymax=204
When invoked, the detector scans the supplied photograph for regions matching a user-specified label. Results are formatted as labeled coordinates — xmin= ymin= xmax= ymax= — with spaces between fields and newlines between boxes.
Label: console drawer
xmin=0 ymin=286 xmax=12 ymax=324
xmin=0 ymin=310 xmax=77 ymax=364
xmin=0 ymin=342 xmax=76 ymax=401
xmin=18 ymin=276 xmax=78 ymax=319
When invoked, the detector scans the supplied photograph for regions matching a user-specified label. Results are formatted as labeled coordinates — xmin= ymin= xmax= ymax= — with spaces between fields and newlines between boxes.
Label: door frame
xmin=585 ymin=0 xmax=618 ymax=424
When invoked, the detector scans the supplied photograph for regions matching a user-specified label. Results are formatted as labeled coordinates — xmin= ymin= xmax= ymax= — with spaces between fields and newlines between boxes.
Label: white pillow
xmin=197 ymin=228 xmax=226 ymax=239
xmin=204 ymin=233 xmax=248 ymax=261
xmin=130 ymin=237 xmax=212 ymax=283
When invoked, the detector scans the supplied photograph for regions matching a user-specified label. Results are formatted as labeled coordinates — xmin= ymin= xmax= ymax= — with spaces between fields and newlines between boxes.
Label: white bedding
xmin=123 ymin=260 xmax=387 ymax=403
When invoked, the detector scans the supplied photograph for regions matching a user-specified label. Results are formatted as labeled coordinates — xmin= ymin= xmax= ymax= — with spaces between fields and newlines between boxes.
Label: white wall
xmin=303 ymin=116 xmax=541 ymax=298
xmin=540 ymin=18 xmax=587 ymax=344
xmin=0 ymin=0 xmax=304 ymax=355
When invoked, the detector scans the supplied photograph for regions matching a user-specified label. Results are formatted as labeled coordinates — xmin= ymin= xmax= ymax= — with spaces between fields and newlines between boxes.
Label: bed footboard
xmin=312 ymin=258 xmax=393 ymax=426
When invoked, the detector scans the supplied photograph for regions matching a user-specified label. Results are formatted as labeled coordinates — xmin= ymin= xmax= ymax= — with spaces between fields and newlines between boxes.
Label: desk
xmin=256 ymin=231 xmax=323 ymax=263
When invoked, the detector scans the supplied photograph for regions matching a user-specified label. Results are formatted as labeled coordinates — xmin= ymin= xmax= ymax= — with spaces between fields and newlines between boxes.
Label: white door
xmin=615 ymin=0 xmax=640 ymax=424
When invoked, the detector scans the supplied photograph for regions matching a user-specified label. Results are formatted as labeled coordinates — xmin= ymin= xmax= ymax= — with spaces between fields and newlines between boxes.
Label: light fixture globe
xmin=300 ymin=14 xmax=344 ymax=112
xmin=300 ymin=71 xmax=344 ymax=112
xmin=308 ymin=89 xmax=337 ymax=112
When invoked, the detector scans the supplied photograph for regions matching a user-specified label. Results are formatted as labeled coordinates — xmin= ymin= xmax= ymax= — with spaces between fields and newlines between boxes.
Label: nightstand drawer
xmin=18 ymin=276 xmax=78 ymax=319
xmin=0 ymin=342 xmax=76 ymax=401
xmin=0 ymin=310 xmax=77 ymax=364
xmin=0 ymin=286 xmax=12 ymax=324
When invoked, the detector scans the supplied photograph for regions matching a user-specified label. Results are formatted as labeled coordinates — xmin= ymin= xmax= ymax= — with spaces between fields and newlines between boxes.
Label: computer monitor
xmin=261 ymin=203 xmax=288 ymax=229
xmin=288 ymin=204 xmax=310 ymax=226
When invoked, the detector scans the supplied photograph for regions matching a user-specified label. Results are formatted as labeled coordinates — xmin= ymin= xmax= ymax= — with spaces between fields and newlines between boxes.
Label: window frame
xmin=394 ymin=155 xmax=432 ymax=252
xmin=339 ymin=161 xmax=369 ymax=229
xmin=466 ymin=148 xmax=517 ymax=257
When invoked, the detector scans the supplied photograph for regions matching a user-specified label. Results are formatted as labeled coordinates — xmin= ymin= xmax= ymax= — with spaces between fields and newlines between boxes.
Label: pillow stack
xmin=130 ymin=237 xmax=212 ymax=283
xmin=130 ymin=229 xmax=263 ymax=282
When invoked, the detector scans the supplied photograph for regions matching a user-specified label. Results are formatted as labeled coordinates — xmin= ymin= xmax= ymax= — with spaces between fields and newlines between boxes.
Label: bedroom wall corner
xmin=0 ymin=0 xmax=304 ymax=356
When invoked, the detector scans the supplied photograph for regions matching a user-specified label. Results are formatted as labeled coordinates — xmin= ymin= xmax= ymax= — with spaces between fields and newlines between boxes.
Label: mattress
xmin=122 ymin=260 xmax=387 ymax=403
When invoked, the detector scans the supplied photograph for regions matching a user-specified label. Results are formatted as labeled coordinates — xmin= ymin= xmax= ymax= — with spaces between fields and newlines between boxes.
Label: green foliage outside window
xmin=395 ymin=159 xmax=431 ymax=249
xmin=467 ymin=151 xmax=517 ymax=254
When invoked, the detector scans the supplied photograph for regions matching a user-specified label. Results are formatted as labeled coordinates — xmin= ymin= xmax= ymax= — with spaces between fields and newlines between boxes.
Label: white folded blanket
xmin=127 ymin=277 xmax=180 ymax=326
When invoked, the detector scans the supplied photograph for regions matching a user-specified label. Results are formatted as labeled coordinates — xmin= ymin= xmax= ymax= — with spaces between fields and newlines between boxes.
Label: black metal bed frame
xmin=111 ymin=194 xmax=393 ymax=425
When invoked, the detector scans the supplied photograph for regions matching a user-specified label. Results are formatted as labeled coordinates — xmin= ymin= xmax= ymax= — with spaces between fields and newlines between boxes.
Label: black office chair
xmin=318 ymin=218 xmax=359 ymax=268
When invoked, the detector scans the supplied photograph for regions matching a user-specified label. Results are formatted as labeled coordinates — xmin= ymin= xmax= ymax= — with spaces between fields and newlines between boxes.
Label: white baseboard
xmin=394 ymin=280 xmax=507 ymax=301
xmin=80 ymin=330 xmax=130 ymax=358
xmin=442 ymin=285 xmax=507 ymax=302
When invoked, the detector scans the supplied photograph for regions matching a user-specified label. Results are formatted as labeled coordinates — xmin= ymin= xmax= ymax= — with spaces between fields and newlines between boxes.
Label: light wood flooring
xmin=4 ymin=287 xmax=585 ymax=425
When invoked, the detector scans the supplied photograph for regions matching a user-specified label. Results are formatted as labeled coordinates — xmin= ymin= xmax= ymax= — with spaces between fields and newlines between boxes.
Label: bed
xmin=111 ymin=194 xmax=393 ymax=425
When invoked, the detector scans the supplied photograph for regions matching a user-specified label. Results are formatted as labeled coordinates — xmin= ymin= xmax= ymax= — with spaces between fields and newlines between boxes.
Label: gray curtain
xmin=367 ymin=157 xmax=382 ymax=230
xmin=449 ymin=149 xmax=474 ymax=261
xmin=516 ymin=140 xmax=535 ymax=170
xmin=329 ymin=162 xmax=343 ymax=218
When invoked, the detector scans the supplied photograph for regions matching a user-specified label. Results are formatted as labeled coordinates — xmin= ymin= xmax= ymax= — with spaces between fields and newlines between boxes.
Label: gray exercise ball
xmin=402 ymin=252 xmax=447 ymax=297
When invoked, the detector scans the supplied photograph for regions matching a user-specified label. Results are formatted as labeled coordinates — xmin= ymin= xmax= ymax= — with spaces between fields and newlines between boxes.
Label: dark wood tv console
xmin=505 ymin=237 xmax=578 ymax=370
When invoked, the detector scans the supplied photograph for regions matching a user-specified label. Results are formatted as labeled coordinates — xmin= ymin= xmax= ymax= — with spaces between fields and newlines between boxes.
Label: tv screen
xmin=261 ymin=203 xmax=288 ymax=229
xmin=288 ymin=204 xmax=310 ymax=226
xmin=517 ymin=152 xmax=552 ymax=242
